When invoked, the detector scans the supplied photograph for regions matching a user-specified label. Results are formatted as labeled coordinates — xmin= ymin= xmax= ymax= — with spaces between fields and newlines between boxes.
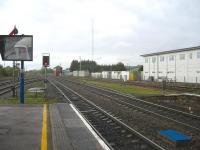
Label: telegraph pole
xmin=91 ymin=19 xmax=94 ymax=61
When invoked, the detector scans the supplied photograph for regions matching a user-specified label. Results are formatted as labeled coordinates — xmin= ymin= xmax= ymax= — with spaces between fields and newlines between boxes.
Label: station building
xmin=141 ymin=46 xmax=200 ymax=83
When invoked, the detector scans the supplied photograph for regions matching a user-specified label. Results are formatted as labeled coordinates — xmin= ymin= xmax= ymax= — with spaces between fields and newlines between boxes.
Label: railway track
xmin=64 ymin=78 xmax=200 ymax=125
xmin=0 ymin=80 xmax=11 ymax=86
xmin=0 ymin=78 xmax=43 ymax=96
xmin=53 ymin=77 xmax=200 ymax=149
xmin=64 ymin=79 xmax=200 ymax=118
xmin=49 ymin=79 xmax=165 ymax=150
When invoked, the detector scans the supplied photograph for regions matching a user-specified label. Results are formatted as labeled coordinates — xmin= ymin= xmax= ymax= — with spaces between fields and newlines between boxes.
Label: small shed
xmin=53 ymin=66 xmax=62 ymax=76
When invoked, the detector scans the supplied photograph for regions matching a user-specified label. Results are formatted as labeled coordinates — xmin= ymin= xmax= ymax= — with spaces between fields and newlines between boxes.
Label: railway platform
xmin=0 ymin=105 xmax=44 ymax=150
xmin=0 ymin=103 xmax=106 ymax=150
xmin=50 ymin=103 xmax=105 ymax=150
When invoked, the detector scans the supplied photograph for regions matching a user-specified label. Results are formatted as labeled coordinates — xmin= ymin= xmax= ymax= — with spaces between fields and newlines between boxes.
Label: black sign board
xmin=0 ymin=35 xmax=33 ymax=61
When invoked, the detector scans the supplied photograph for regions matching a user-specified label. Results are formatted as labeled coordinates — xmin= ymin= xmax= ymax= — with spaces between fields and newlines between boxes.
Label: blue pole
xmin=20 ymin=61 xmax=24 ymax=104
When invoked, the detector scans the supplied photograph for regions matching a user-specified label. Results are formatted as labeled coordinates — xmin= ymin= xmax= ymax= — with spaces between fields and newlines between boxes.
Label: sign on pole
xmin=0 ymin=35 xmax=33 ymax=61
xmin=0 ymin=34 xmax=33 ymax=104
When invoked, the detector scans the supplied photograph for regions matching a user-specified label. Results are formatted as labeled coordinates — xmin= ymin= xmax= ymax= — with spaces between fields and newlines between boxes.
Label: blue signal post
xmin=20 ymin=61 xmax=24 ymax=104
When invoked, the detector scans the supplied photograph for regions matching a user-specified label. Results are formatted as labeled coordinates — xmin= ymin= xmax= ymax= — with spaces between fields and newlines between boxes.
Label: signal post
xmin=42 ymin=53 xmax=50 ymax=98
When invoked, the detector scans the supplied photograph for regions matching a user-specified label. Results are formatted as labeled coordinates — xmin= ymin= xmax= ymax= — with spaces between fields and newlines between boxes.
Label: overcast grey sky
xmin=0 ymin=0 xmax=200 ymax=70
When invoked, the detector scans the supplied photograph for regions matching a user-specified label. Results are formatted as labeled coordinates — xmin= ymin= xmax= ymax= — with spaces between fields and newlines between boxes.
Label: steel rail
xmin=49 ymin=80 xmax=113 ymax=150
xmin=0 ymin=78 xmax=43 ymax=96
xmin=58 ymin=78 xmax=200 ymax=132
xmin=65 ymin=78 xmax=200 ymax=119
xmin=89 ymin=89 xmax=200 ymax=132
xmin=51 ymin=79 xmax=165 ymax=150
xmin=0 ymin=81 xmax=11 ymax=86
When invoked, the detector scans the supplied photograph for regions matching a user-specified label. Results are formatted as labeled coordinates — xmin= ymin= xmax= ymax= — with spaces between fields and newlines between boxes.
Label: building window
xmin=179 ymin=54 xmax=185 ymax=60
xmin=160 ymin=56 xmax=164 ymax=62
xmin=152 ymin=57 xmax=156 ymax=63
xmin=197 ymin=52 xmax=200 ymax=59
xmin=145 ymin=58 xmax=148 ymax=63
xmin=189 ymin=53 xmax=192 ymax=59
xmin=167 ymin=71 xmax=174 ymax=73
xmin=169 ymin=55 xmax=174 ymax=61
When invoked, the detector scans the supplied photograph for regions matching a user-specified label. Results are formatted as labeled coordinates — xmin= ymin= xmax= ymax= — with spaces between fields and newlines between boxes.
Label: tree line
xmin=0 ymin=64 xmax=54 ymax=77
xmin=0 ymin=65 xmax=17 ymax=77
xmin=69 ymin=60 xmax=126 ymax=72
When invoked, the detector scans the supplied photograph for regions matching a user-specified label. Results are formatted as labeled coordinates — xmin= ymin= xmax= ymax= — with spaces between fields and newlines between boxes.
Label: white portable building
xmin=111 ymin=71 xmax=121 ymax=79
xmin=141 ymin=46 xmax=200 ymax=83
xmin=121 ymin=71 xmax=130 ymax=81
xmin=102 ymin=71 xmax=112 ymax=79
xmin=79 ymin=70 xmax=90 ymax=77
xmin=91 ymin=72 xmax=102 ymax=78
xmin=73 ymin=71 xmax=78 ymax=77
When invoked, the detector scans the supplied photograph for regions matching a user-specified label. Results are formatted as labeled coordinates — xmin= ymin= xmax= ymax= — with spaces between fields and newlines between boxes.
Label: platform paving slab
xmin=50 ymin=103 xmax=104 ymax=150
xmin=0 ymin=105 xmax=43 ymax=150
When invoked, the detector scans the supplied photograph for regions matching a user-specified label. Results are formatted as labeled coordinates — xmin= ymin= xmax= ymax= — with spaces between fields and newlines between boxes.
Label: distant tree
xmin=77 ymin=60 xmax=97 ymax=72
xmin=138 ymin=65 xmax=143 ymax=71
xmin=0 ymin=66 xmax=13 ymax=76
xmin=113 ymin=62 xmax=126 ymax=71
xmin=47 ymin=68 xmax=53 ymax=73
xmin=69 ymin=60 xmax=79 ymax=71
xmin=0 ymin=65 xmax=3 ymax=76
xmin=40 ymin=67 xmax=54 ymax=75
xmin=69 ymin=60 xmax=127 ymax=72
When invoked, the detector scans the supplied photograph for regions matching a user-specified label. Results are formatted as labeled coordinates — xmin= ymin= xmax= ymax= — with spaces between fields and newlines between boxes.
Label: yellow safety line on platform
xmin=41 ymin=104 xmax=47 ymax=150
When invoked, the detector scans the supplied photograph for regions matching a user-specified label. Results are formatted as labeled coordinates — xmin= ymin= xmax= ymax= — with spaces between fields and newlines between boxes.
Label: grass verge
xmin=84 ymin=80 xmax=175 ymax=96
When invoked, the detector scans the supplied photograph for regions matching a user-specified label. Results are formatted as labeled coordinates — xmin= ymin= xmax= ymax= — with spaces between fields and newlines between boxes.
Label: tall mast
xmin=91 ymin=19 xmax=94 ymax=61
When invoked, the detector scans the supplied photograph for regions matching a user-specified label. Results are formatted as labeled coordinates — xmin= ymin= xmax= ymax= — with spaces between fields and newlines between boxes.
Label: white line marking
xmin=70 ymin=103 xmax=111 ymax=150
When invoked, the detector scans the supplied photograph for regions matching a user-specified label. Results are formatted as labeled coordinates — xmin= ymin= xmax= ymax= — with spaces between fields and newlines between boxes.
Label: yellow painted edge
xmin=41 ymin=104 xmax=47 ymax=150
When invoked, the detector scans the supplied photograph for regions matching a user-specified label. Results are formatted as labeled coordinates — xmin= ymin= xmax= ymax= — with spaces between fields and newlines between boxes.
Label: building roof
xmin=53 ymin=66 xmax=62 ymax=69
xmin=141 ymin=46 xmax=200 ymax=57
